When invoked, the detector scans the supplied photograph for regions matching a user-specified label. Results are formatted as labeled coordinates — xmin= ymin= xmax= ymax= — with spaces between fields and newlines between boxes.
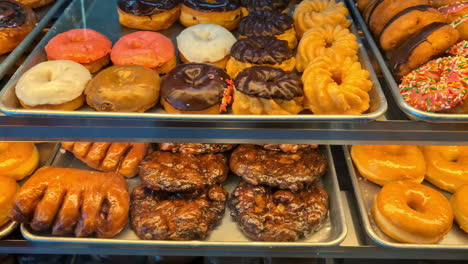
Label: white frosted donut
xmin=176 ymin=24 xmax=236 ymax=63
xmin=16 ymin=60 xmax=91 ymax=106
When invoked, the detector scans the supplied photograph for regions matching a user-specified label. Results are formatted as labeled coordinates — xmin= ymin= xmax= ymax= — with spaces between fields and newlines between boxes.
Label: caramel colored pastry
xmin=0 ymin=176 xmax=18 ymax=227
xmin=117 ymin=0 xmax=181 ymax=31
xmin=0 ymin=1 xmax=36 ymax=55
xmin=357 ymin=0 xmax=372 ymax=11
xmin=0 ymin=142 xmax=39 ymax=181
xmin=179 ymin=0 xmax=242 ymax=30
xmin=61 ymin=142 xmax=150 ymax=178
xmin=10 ymin=167 xmax=129 ymax=238
xmin=85 ymin=65 xmax=161 ymax=112
xmin=158 ymin=143 xmax=236 ymax=154
xmin=17 ymin=0 xmax=54 ymax=8
xmin=451 ymin=184 xmax=468 ymax=234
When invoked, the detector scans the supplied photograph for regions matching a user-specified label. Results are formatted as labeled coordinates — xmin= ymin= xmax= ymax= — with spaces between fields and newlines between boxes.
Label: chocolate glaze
xmin=364 ymin=0 xmax=383 ymax=25
xmin=0 ymin=1 xmax=26 ymax=28
xmin=118 ymin=0 xmax=180 ymax=16
xmin=231 ymin=36 xmax=292 ymax=64
xmin=161 ymin=63 xmax=231 ymax=111
xmin=379 ymin=5 xmax=434 ymax=38
xmin=390 ymin=22 xmax=446 ymax=74
xmin=239 ymin=10 xmax=293 ymax=37
xmin=183 ymin=0 xmax=239 ymax=12
xmin=240 ymin=0 xmax=289 ymax=13
xmin=234 ymin=66 xmax=303 ymax=100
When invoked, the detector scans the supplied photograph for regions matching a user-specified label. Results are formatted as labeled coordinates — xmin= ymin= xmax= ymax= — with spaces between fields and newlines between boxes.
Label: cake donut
xmin=451 ymin=184 xmax=468 ymax=233
xmin=450 ymin=14 xmax=468 ymax=40
xmin=117 ymin=0 xmax=181 ymax=31
xmin=0 ymin=142 xmax=39 ymax=181
xmin=17 ymin=0 xmax=54 ymax=8
xmin=226 ymin=36 xmax=295 ymax=78
xmin=0 ymin=176 xmax=18 ymax=227
xmin=439 ymin=2 xmax=468 ymax=40
xmin=351 ymin=145 xmax=426 ymax=186
xmin=239 ymin=10 xmax=297 ymax=49
xmin=232 ymin=66 xmax=304 ymax=115
xmin=45 ymin=29 xmax=112 ymax=73
xmin=180 ymin=0 xmax=242 ymax=31
xmin=398 ymin=56 xmax=468 ymax=112
xmin=240 ymin=0 xmax=289 ymax=14
xmin=16 ymin=60 xmax=91 ymax=111
xmin=111 ymin=31 xmax=176 ymax=74
xmin=447 ymin=40 xmax=468 ymax=57
xmin=0 ymin=0 xmax=36 ymax=55
xmin=176 ymin=24 xmax=236 ymax=69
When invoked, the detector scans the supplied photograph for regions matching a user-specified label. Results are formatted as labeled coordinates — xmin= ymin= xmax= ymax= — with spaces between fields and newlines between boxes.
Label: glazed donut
xmin=226 ymin=36 xmax=295 ymax=78
xmin=0 ymin=176 xmax=18 ymax=227
xmin=17 ymin=0 xmax=54 ymax=8
xmin=420 ymin=146 xmax=468 ymax=193
xmin=111 ymin=31 xmax=176 ymax=74
xmin=398 ymin=56 xmax=468 ymax=112
xmin=240 ymin=0 xmax=289 ymax=14
xmin=451 ymin=184 xmax=468 ymax=233
xmin=0 ymin=0 xmax=36 ymax=56
xmin=432 ymin=0 xmax=462 ymax=8
xmin=302 ymin=56 xmax=372 ymax=114
xmin=439 ymin=2 xmax=468 ymax=40
xmin=45 ymin=29 xmax=112 ymax=73
xmin=176 ymin=24 xmax=236 ymax=69
xmin=296 ymin=24 xmax=358 ymax=72
xmin=450 ymin=14 xmax=468 ymax=40
xmin=16 ymin=60 xmax=91 ymax=111
xmin=351 ymin=145 xmax=426 ymax=186
xmin=293 ymin=0 xmax=351 ymax=38
xmin=0 ymin=142 xmax=39 ymax=181
xmin=180 ymin=0 xmax=242 ymax=31
xmin=117 ymin=0 xmax=181 ymax=31
xmin=372 ymin=181 xmax=453 ymax=244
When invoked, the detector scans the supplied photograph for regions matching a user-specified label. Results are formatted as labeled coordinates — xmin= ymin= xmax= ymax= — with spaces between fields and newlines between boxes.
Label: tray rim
xmin=0 ymin=221 xmax=18 ymax=240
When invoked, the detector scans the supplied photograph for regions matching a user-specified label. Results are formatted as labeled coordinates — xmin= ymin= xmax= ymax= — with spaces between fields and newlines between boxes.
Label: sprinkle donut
xmin=447 ymin=40 xmax=468 ymax=57
xmin=399 ymin=56 xmax=468 ymax=112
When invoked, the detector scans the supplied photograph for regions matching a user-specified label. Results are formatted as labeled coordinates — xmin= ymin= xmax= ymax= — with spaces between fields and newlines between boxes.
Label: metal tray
xmin=343 ymin=145 xmax=468 ymax=249
xmin=21 ymin=145 xmax=347 ymax=248
xmin=345 ymin=0 xmax=468 ymax=123
xmin=0 ymin=0 xmax=387 ymax=122
xmin=0 ymin=0 xmax=69 ymax=81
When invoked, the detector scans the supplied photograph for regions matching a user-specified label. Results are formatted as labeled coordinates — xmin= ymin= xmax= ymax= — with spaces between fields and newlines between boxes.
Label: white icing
xmin=177 ymin=24 xmax=237 ymax=63
xmin=16 ymin=60 xmax=92 ymax=106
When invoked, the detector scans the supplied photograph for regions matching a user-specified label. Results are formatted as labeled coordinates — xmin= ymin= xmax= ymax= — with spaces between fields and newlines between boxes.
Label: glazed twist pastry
xmin=61 ymin=142 xmax=149 ymax=178
xmin=10 ymin=167 xmax=129 ymax=238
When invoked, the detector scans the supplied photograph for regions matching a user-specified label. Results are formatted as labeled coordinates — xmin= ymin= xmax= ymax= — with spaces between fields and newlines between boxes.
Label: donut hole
xmin=406 ymin=191 xmax=426 ymax=213
xmin=332 ymin=73 xmax=342 ymax=85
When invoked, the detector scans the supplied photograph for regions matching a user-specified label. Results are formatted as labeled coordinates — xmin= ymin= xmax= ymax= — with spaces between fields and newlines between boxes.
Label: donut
xmin=225 ymin=36 xmax=295 ymax=78
xmin=232 ymin=66 xmax=304 ymax=115
xmin=0 ymin=142 xmax=39 ymax=181
xmin=389 ymin=22 xmax=459 ymax=78
xmin=296 ymin=24 xmax=358 ymax=72
xmin=85 ymin=65 xmax=161 ymax=113
xmin=0 ymin=176 xmax=18 ymax=227
xmin=45 ymin=29 xmax=112 ymax=73
xmin=302 ymin=56 xmax=372 ymax=114
xmin=160 ymin=63 xmax=233 ymax=114
xmin=450 ymin=14 xmax=468 ymax=40
xmin=0 ymin=1 xmax=36 ymax=55
xmin=439 ymin=2 xmax=468 ymax=40
xmin=398 ymin=56 xmax=468 ymax=112
xmin=16 ymin=60 xmax=91 ymax=111
xmin=239 ymin=10 xmax=297 ymax=49
xmin=240 ymin=0 xmax=289 ymax=14
xmin=351 ymin=145 xmax=426 ymax=186
xmin=447 ymin=40 xmax=468 ymax=56
xmin=293 ymin=0 xmax=351 ymax=38
xmin=357 ymin=0 xmax=372 ymax=11
xmin=111 ymin=31 xmax=176 ymax=74
xmin=372 ymin=181 xmax=453 ymax=244
xmin=17 ymin=0 xmax=54 ymax=8
xmin=432 ymin=0 xmax=463 ymax=8
xmin=451 ymin=184 xmax=468 ymax=233
xmin=117 ymin=0 xmax=181 ymax=31
xmin=179 ymin=0 xmax=242 ymax=31
xmin=420 ymin=146 xmax=468 ymax=193
xmin=379 ymin=5 xmax=446 ymax=51
xmin=176 ymin=24 xmax=236 ymax=69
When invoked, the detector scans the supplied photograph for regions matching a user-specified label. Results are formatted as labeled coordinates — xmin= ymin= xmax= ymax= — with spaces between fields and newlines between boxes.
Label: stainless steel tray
xmin=21 ymin=145 xmax=347 ymax=248
xmin=0 ymin=0 xmax=69 ymax=81
xmin=0 ymin=0 xmax=386 ymax=122
xmin=343 ymin=145 xmax=468 ymax=249
xmin=345 ymin=0 xmax=468 ymax=123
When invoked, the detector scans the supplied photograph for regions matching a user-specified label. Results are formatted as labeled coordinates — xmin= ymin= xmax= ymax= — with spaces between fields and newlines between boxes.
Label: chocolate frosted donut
xmin=117 ymin=0 xmax=180 ymax=16
xmin=240 ymin=0 xmax=289 ymax=13
xmin=231 ymin=36 xmax=292 ymax=65
xmin=183 ymin=0 xmax=239 ymax=12
xmin=0 ymin=1 xmax=26 ymax=27
xmin=239 ymin=11 xmax=293 ymax=37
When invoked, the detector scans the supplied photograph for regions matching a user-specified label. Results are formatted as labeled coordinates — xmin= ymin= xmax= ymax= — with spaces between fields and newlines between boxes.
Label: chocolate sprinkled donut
xmin=239 ymin=10 xmax=293 ymax=37
xmin=117 ymin=0 xmax=180 ymax=16
xmin=183 ymin=0 xmax=239 ymax=12
xmin=0 ymin=1 xmax=26 ymax=28
xmin=231 ymin=36 xmax=292 ymax=65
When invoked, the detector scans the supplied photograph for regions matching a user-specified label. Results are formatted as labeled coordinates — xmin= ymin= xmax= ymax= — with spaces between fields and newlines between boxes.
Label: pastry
xmin=0 ymin=176 xmax=18 ymax=227
xmin=232 ymin=66 xmax=304 ymax=115
xmin=230 ymin=145 xmax=327 ymax=191
xmin=229 ymin=180 xmax=328 ymax=241
xmin=158 ymin=143 xmax=236 ymax=154
xmin=356 ymin=0 xmax=372 ymax=11
xmin=451 ymin=184 xmax=468 ymax=233
xmin=0 ymin=142 xmax=39 ymax=181
xmin=179 ymin=0 xmax=242 ymax=31
xmin=447 ymin=40 xmax=468 ymax=57
xmin=160 ymin=63 xmax=233 ymax=114
xmin=131 ymin=184 xmax=227 ymax=240
xmin=85 ymin=65 xmax=161 ymax=112
xmin=0 ymin=0 xmax=36 ymax=55
xmin=176 ymin=24 xmax=237 ymax=69
xmin=45 ymin=29 xmax=112 ymax=73
xmin=139 ymin=151 xmax=229 ymax=192
xmin=117 ymin=0 xmax=181 ymax=31
xmin=431 ymin=0 xmax=462 ymax=8
xmin=16 ymin=60 xmax=91 ymax=111
xmin=240 ymin=0 xmax=289 ymax=14
xmin=260 ymin=144 xmax=318 ymax=153
xmin=372 ymin=181 xmax=453 ymax=244
xmin=17 ymin=0 xmax=54 ymax=8
xmin=61 ymin=142 xmax=150 ymax=178
xmin=226 ymin=36 xmax=295 ymax=78
xmin=439 ymin=2 xmax=468 ymax=40
xmin=449 ymin=14 xmax=468 ymax=40
xmin=350 ymin=145 xmax=426 ymax=186
xmin=111 ymin=31 xmax=176 ymax=74
xmin=10 ymin=167 xmax=129 ymax=238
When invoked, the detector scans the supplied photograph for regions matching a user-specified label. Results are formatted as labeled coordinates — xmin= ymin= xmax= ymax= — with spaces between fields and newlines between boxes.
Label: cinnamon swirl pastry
xmin=0 ymin=0 xmax=36 ymax=55
xmin=117 ymin=0 xmax=181 ymax=31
